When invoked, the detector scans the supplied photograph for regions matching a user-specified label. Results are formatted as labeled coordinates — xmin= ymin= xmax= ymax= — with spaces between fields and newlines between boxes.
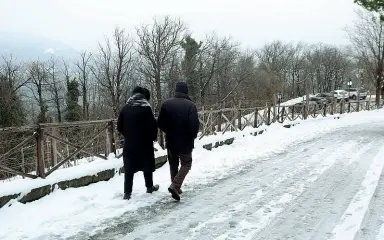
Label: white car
xmin=334 ymin=90 xmax=349 ymax=102
xmin=345 ymin=88 xmax=367 ymax=100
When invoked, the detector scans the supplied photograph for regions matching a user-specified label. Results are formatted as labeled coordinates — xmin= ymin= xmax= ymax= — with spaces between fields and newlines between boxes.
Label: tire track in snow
xmin=329 ymin=143 xmax=384 ymax=240
xmin=211 ymin=141 xmax=356 ymax=240
xmin=355 ymin=165 xmax=384 ymax=240
xmin=256 ymin=136 xmax=381 ymax=240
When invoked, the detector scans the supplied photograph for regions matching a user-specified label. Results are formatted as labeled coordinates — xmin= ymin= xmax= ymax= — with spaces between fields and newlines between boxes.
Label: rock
xmin=203 ymin=143 xmax=213 ymax=150
xmin=0 ymin=193 xmax=20 ymax=208
xmin=19 ymin=185 xmax=51 ymax=203
xmin=224 ymin=138 xmax=234 ymax=145
xmin=56 ymin=169 xmax=115 ymax=190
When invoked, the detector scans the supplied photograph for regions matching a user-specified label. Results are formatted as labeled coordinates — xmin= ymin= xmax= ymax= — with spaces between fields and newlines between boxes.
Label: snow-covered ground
xmin=1 ymin=110 xmax=384 ymax=240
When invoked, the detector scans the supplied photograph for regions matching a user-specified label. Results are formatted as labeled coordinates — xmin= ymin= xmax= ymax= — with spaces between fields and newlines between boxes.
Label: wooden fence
xmin=0 ymin=100 xmax=380 ymax=180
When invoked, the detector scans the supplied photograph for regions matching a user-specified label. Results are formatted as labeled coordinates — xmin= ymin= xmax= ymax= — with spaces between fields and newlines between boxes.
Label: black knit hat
xmin=132 ymin=86 xmax=150 ymax=101
xmin=175 ymin=82 xmax=188 ymax=95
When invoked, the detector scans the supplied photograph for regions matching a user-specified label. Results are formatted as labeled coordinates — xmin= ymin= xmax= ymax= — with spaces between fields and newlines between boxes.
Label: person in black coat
xmin=157 ymin=82 xmax=200 ymax=201
xmin=117 ymin=86 xmax=159 ymax=200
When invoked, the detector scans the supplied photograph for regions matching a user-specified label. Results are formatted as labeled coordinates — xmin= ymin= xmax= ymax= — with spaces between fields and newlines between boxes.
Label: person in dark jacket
xmin=117 ymin=86 xmax=159 ymax=200
xmin=157 ymin=82 xmax=200 ymax=201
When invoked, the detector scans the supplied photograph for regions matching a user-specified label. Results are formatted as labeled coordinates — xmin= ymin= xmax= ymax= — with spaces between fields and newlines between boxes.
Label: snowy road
xmin=2 ymin=112 xmax=384 ymax=240
xmin=88 ymin=122 xmax=384 ymax=240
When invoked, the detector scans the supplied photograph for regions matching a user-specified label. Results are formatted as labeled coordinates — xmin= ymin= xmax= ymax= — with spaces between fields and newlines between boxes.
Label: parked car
xmin=316 ymin=93 xmax=333 ymax=103
xmin=345 ymin=88 xmax=367 ymax=100
xmin=309 ymin=97 xmax=328 ymax=105
xmin=334 ymin=90 xmax=349 ymax=102
xmin=291 ymin=101 xmax=318 ymax=113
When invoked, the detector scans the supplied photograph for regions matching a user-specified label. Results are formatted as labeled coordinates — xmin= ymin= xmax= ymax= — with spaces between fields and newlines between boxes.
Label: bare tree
xmin=223 ymin=51 xmax=256 ymax=104
xmin=92 ymin=27 xmax=134 ymax=117
xmin=346 ymin=9 xmax=384 ymax=106
xmin=75 ymin=51 xmax=93 ymax=120
xmin=27 ymin=61 xmax=49 ymax=123
xmin=46 ymin=57 xmax=65 ymax=122
xmin=197 ymin=34 xmax=239 ymax=106
xmin=136 ymin=16 xmax=186 ymax=112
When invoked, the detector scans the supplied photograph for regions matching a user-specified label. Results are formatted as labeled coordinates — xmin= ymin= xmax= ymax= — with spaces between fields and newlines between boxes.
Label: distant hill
xmin=0 ymin=31 xmax=78 ymax=61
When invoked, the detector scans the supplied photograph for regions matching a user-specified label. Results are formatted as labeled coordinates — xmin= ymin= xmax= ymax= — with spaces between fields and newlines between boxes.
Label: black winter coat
xmin=157 ymin=92 xmax=200 ymax=154
xmin=117 ymin=93 xmax=158 ymax=173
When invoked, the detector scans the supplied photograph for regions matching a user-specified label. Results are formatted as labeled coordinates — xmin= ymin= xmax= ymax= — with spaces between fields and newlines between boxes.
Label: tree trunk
xmin=376 ymin=76 xmax=381 ymax=107
xmin=83 ymin=85 xmax=88 ymax=120
xmin=155 ymin=70 xmax=162 ymax=114
xmin=56 ymin=100 xmax=62 ymax=122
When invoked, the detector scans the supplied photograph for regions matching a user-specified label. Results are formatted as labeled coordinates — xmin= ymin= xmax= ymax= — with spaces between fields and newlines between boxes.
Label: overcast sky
xmin=1 ymin=0 xmax=360 ymax=51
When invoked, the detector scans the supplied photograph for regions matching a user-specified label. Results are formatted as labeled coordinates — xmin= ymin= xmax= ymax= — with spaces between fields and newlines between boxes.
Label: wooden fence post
xmin=348 ymin=102 xmax=351 ymax=113
xmin=232 ymin=110 xmax=236 ymax=131
xmin=217 ymin=110 xmax=222 ymax=132
xmin=210 ymin=108 xmax=215 ymax=133
xmin=267 ymin=107 xmax=271 ymax=125
xmin=21 ymin=147 xmax=25 ymax=179
xmin=273 ymin=105 xmax=276 ymax=123
xmin=50 ymin=117 xmax=58 ymax=167
xmin=304 ymin=104 xmax=308 ymax=120
xmin=202 ymin=106 xmax=205 ymax=133
xmin=340 ymin=101 xmax=343 ymax=115
xmin=331 ymin=103 xmax=334 ymax=115
xmin=108 ymin=121 xmax=116 ymax=155
xmin=323 ymin=104 xmax=327 ymax=117
xmin=105 ymin=126 xmax=111 ymax=157
xmin=238 ymin=109 xmax=242 ymax=130
xmin=367 ymin=101 xmax=370 ymax=111
xmin=254 ymin=109 xmax=258 ymax=128
xmin=281 ymin=107 xmax=285 ymax=122
xmin=36 ymin=126 xmax=45 ymax=178
xmin=292 ymin=106 xmax=295 ymax=119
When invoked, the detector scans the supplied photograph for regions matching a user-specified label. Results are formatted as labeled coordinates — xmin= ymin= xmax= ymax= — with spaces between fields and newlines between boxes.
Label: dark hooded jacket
xmin=157 ymin=82 xmax=200 ymax=154
xmin=117 ymin=89 xmax=158 ymax=173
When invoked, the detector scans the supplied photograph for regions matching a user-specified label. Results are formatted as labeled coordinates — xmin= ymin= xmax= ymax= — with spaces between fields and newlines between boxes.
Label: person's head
xmin=175 ymin=82 xmax=188 ymax=95
xmin=132 ymin=86 xmax=150 ymax=101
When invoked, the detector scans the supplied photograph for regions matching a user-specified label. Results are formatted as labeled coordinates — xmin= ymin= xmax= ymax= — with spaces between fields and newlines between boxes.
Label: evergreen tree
xmin=64 ymin=79 xmax=82 ymax=122
xmin=355 ymin=0 xmax=384 ymax=17
xmin=181 ymin=35 xmax=202 ymax=102
xmin=0 ymin=75 xmax=25 ymax=127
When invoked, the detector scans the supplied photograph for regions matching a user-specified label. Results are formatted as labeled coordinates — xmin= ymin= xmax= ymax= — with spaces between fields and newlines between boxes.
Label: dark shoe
xmin=123 ymin=193 xmax=131 ymax=200
xmin=146 ymin=184 xmax=160 ymax=193
xmin=168 ymin=185 xmax=181 ymax=201
xmin=178 ymin=189 xmax=183 ymax=194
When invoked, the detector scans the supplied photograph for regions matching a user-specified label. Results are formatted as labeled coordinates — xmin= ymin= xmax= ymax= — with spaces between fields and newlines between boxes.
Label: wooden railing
xmin=0 ymin=100 xmax=380 ymax=180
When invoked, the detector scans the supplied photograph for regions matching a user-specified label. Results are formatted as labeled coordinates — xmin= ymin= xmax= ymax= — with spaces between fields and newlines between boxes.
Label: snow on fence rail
xmin=0 ymin=100 xmax=380 ymax=180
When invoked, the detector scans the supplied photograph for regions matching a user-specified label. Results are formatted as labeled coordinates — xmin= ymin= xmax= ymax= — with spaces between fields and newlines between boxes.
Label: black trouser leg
xmin=168 ymin=149 xmax=179 ymax=182
xmin=124 ymin=168 xmax=134 ymax=194
xmin=123 ymin=156 xmax=134 ymax=194
xmin=143 ymin=170 xmax=153 ymax=188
